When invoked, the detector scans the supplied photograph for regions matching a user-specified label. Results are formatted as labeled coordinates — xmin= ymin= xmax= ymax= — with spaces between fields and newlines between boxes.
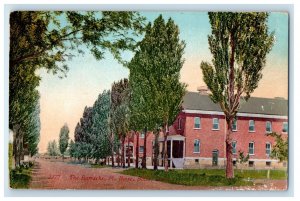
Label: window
xmin=194 ymin=117 xmax=201 ymax=129
xmin=195 ymin=159 xmax=199 ymax=163
xmin=194 ymin=139 xmax=200 ymax=153
xmin=249 ymin=120 xmax=255 ymax=132
xmin=233 ymin=160 xmax=237 ymax=166
xmin=249 ymin=142 xmax=254 ymax=155
xmin=232 ymin=141 xmax=237 ymax=154
xmin=248 ymin=161 xmax=254 ymax=167
xmin=212 ymin=118 xmax=219 ymax=130
xmin=139 ymin=146 xmax=144 ymax=153
xmin=266 ymin=161 xmax=271 ymax=167
xmin=140 ymin=132 xmax=145 ymax=138
xmin=178 ymin=118 xmax=182 ymax=130
xmin=266 ymin=121 xmax=272 ymax=133
xmin=266 ymin=143 xmax=271 ymax=155
xmin=232 ymin=118 xmax=237 ymax=131
xmin=282 ymin=122 xmax=288 ymax=133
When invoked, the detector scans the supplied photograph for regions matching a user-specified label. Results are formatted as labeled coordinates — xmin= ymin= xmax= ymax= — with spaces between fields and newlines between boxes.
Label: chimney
xmin=197 ymin=86 xmax=210 ymax=95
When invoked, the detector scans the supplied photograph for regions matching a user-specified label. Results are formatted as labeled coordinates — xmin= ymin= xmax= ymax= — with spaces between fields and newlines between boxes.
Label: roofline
xmin=182 ymin=109 xmax=288 ymax=119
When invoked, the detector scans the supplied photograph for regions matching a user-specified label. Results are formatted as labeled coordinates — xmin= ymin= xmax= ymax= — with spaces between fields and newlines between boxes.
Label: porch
xmin=157 ymin=134 xmax=185 ymax=168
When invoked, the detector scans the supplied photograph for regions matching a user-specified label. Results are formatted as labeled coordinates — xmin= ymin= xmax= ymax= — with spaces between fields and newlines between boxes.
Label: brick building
xmin=125 ymin=92 xmax=288 ymax=169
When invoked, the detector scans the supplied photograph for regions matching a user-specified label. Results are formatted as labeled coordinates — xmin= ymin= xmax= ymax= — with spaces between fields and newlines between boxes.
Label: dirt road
xmin=29 ymin=158 xmax=287 ymax=190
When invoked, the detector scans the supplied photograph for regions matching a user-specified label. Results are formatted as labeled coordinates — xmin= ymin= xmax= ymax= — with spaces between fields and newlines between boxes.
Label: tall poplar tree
xmin=128 ymin=15 xmax=186 ymax=171
xmin=200 ymin=12 xmax=274 ymax=178
xmin=110 ymin=79 xmax=130 ymax=168
xmin=91 ymin=90 xmax=111 ymax=163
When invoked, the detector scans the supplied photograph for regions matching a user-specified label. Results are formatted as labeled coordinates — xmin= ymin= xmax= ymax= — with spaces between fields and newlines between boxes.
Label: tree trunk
xmin=142 ymin=127 xmax=147 ymax=169
xmin=163 ymin=123 xmax=169 ymax=171
xmin=13 ymin=125 xmax=23 ymax=168
xmin=135 ymin=131 xmax=139 ymax=168
xmin=161 ymin=133 xmax=165 ymax=167
xmin=153 ymin=130 xmax=159 ymax=170
xmin=110 ymin=132 xmax=115 ymax=167
xmin=127 ymin=134 xmax=130 ymax=168
xmin=121 ymin=136 xmax=125 ymax=168
xmin=225 ymin=119 xmax=234 ymax=179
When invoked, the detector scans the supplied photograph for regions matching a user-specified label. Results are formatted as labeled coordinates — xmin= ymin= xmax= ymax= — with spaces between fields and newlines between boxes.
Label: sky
xmin=36 ymin=12 xmax=288 ymax=153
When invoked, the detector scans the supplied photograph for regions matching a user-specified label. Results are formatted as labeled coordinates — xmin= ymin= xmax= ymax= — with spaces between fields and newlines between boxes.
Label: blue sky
xmin=37 ymin=12 xmax=288 ymax=152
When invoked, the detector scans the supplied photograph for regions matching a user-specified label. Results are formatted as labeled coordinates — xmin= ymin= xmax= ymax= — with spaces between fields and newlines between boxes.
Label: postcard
xmin=8 ymin=11 xmax=288 ymax=190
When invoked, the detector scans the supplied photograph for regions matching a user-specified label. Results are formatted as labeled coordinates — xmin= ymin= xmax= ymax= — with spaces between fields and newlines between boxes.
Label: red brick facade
xmin=124 ymin=94 xmax=288 ymax=169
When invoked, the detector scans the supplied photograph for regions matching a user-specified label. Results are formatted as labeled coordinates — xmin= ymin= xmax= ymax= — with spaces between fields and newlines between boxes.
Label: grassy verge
xmin=10 ymin=167 xmax=33 ymax=189
xmin=173 ymin=169 xmax=287 ymax=180
xmin=122 ymin=169 xmax=253 ymax=186
xmin=90 ymin=164 xmax=110 ymax=168
xmin=122 ymin=169 xmax=287 ymax=186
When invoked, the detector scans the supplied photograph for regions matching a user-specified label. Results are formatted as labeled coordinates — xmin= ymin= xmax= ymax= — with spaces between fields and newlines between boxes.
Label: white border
xmin=1 ymin=1 xmax=297 ymax=200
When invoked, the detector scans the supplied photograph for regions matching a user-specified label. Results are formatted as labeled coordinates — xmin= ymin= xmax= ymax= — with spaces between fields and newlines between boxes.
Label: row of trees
xmin=10 ymin=11 xmax=280 ymax=179
xmin=9 ymin=11 xmax=146 ymax=167
xmin=68 ymin=15 xmax=187 ymax=172
xmin=70 ymin=90 xmax=112 ymax=164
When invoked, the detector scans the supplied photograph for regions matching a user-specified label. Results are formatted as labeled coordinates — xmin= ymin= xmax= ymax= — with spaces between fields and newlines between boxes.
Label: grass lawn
xmin=9 ymin=168 xmax=32 ymax=189
xmin=90 ymin=164 xmax=111 ymax=168
xmin=121 ymin=168 xmax=287 ymax=186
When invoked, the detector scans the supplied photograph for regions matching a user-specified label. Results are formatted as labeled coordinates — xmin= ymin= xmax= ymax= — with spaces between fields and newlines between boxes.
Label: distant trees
xmin=200 ymin=12 xmax=274 ymax=178
xmin=59 ymin=124 xmax=70 ymax=161
xmin=47 ymin=140 xmax=60 ymax=156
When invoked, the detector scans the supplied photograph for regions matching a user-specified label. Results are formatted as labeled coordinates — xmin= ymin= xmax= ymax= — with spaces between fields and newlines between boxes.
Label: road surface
xmin=29 ymin=158 xmax=287 ymax=190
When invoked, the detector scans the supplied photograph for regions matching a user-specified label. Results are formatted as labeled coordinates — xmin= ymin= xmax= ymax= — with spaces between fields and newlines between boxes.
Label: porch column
xmin=170 ymin=139 xmax=173 ymax=169
xmin=183 ymin=139 xmax=186 ymax=158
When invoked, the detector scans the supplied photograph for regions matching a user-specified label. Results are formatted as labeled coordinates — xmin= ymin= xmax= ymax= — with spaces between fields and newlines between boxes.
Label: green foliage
xmin=201 ymin=12 xmax=274 ymax=117
xmin=9 ymin=11 xmax=145 ymax=166
xmin=74 ymin=106 xmax=93 ymax=143
xmin=91 ymin=90 xmax=111 ymax=160
xmin=200 ymin=12 xmax=274 ymax=178
xmin=47 ymin=140 xmax=60 ymax=156
xmin=59 ymin=123 xmax=70 ymax=156
xmin=110 ymin=79 xmax=130 ymax=138
xmin=10 ymin=166 xmax=33 ymax=189
xmin=71 ymin=90 xmax=115 ymax=162
xmin=237 ymin=150 xmax=249 ymax=165
xmin=128 ymin=14 xmax=186 ymax=131
xmin=267 ymin=132 xmax=288 ymax=162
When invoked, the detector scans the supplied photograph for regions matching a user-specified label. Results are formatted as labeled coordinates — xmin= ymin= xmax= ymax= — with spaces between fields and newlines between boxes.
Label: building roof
xmin=182 ymin=92 xmax=288 ymax=116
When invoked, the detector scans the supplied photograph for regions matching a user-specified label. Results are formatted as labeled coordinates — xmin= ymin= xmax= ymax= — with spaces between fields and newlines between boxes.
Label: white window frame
xmin=249 ymin=120 xmax=255 ymax=132
xmin=282 ymin=122 xmax=288 ymax=133
xmin=249 ymin=142 xmax=255 ymax=155
xmin=212 ymin=118 xmax=219 ymax=130
xmin=266 ymin=142 xmax=271 ymax=156
xmin=232 ymin=118 xmax=238 ymax=131
xmin=232 ymin=141 xmax=237 ymax=154
xmin=266 ymin=121 xmax=272 ymax=133
xmin=194 ymin=117 xmax=201 ymax=129
xmin=139 ymin=146 xmax=144 ymax=153
xmin=178 ymin=118 xmax=182 ymax=130
xmin=193 ymin=139 xmax=200 ymax=153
